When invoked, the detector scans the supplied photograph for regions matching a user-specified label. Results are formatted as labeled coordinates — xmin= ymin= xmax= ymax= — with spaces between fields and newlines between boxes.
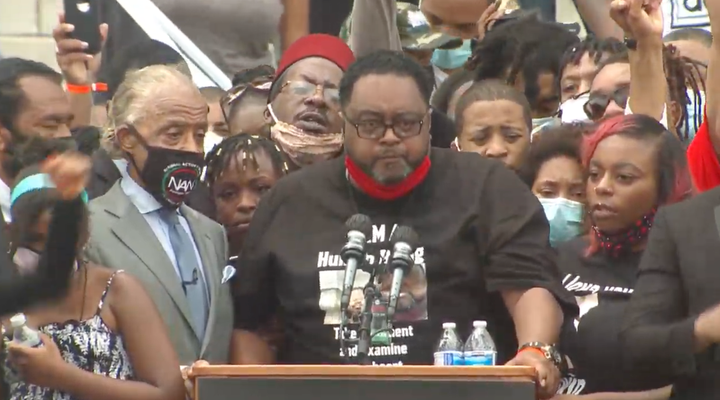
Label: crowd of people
xmin=0 ymin=0 xmax=720 ymax=399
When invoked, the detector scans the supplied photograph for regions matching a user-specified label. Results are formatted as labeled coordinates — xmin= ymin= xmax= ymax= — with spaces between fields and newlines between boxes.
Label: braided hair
xmin=594 ymin=44 xmax=705 ymax=142
xmin=559 ymin=36 xmax=626 ymax=76
xmin=466 ymin=13 xmax=579 ymax=106
xmin=203 ymin=134 xmax=289 ymax=187
xmin=558 ymin=36 xmax=626 ymax=96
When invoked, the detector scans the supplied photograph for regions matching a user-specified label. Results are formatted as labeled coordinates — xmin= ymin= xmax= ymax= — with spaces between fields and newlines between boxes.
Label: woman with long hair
xmin=555 ymin=114 xmax=691 ymax=399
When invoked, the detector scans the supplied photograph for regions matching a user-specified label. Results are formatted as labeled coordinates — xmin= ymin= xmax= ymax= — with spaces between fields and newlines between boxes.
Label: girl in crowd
xmin=556 ymin=37 xmax=626 ymax=124
xmin=203 ymin=134 xmax=288 ymax=364
xmin=519 ymin=124 xmax=587 ymax=247
xmin=452 ymin=79 xmax=532 ymax=171
xmin=554 ymin=114 xmax=691 ymax=399
xmin=204 ymin=134 xmax=289 ymax=258
xmin=1 ymin=154 xmax=185 ymax=400
xmin=222 ymin=66 xmax=275 ymax=137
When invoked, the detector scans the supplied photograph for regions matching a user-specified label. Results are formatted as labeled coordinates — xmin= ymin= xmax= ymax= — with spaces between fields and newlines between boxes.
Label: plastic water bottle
xmin=434 ymin=322 xmax=463 ymax=365
xmin=463 ymin=320 xmax=497 ymax=366
xmin=10 ymin=314 xmax=42 ymax=348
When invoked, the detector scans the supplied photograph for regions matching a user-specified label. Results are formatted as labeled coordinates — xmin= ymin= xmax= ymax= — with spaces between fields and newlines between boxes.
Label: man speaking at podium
xmin=232 ymin=50 xmax=575 ymax=399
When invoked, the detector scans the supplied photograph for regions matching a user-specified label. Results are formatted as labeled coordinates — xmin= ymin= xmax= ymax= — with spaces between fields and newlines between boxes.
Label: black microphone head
xmin=345 ymin=214 xmax=372 ymax=237
xmin=390 ymin=226 xmax=419 ymax=248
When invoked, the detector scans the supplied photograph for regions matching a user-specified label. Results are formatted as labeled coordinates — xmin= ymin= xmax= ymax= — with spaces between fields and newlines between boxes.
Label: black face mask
xmin=125 ymin=126 xmax=204 ymax=209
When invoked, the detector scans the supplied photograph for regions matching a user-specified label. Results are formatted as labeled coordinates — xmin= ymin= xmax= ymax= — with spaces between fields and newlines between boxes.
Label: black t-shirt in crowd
xmin=556 ymin=238 xmax=671 ymax=394
xmin=234 ymin=148 xmax=576 ymax=365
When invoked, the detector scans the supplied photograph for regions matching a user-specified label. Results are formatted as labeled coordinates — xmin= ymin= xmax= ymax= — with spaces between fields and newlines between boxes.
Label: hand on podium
xmin=507 ymin=350 xmax=560 ymax=399
xmin=182 ymin=360 xmax=209 ymax=399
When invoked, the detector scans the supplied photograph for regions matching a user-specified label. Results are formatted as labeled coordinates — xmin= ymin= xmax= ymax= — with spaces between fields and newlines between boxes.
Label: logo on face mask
xmin=559 ymin=93 xmax=591 ymax=124
xmin=161 ymin=163 xmax=200 ymax=206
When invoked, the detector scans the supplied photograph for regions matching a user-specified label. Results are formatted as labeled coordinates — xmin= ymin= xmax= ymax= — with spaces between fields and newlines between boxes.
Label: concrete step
xmin=0 ymin=0 xmax=61 ymax=69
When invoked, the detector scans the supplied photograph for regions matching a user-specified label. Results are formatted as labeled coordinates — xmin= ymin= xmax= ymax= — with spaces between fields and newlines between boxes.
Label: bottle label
xmin=434 ymin=351 xmax=463 ymax=366
xmin=463 ymin=350 xmax=496 ymax=366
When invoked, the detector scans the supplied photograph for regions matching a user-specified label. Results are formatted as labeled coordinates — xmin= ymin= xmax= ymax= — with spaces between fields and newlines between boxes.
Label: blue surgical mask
xmin=680 ymin=89 xmax=705 ymax=140
xmin=538 ymin=197 xmax=584 ymax=247
xmin=431 ymin=40 xmax=473 ymax=70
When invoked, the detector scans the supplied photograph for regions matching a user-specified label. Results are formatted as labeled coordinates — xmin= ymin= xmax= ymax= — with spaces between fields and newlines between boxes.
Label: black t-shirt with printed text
xmin=556 ymin=237 xmax=672 ymax=394
xmin=234 ymin=148 xmax=576 ymax=365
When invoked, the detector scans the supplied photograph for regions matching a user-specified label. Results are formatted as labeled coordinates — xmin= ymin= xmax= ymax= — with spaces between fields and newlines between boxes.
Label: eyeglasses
xmin=221 ymin=77 xmax=273 ymax=121
xmin=584 ymin=87 xmax=630 ymax=121
xmin=345 ymin=113 xmax=428 ymax=140
xmin=279 ymin=80 xmax=340 ymax=106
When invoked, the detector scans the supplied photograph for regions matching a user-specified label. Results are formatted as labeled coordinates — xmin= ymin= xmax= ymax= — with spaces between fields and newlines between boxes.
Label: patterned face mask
xmin=267 ymin=104 xmax=343 ymax=168
xmin=592 ymin=208 xmax=656 ymax=258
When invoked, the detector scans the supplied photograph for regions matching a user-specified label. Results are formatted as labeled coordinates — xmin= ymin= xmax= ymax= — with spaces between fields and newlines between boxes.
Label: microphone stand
xmin=356 ymin=280 xmax=377 ymax=366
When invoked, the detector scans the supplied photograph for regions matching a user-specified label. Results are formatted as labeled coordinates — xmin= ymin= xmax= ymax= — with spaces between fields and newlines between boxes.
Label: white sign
xmin=663 ymin=0 xmax=711 ymax=35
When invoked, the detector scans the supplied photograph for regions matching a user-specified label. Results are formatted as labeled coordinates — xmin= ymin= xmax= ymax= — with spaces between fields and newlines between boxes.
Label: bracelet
xmin=65 ymin=82 xmax=108 ymax=94
xmin=518 ymin=347 xmax=546 ymax=358
xmin=623 ymin=37 xmax=638 ymax=50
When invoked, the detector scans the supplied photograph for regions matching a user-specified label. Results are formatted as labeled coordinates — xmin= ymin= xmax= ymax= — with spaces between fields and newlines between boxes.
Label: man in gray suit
xmin=85 ymin=64 xmax=233 ymax=365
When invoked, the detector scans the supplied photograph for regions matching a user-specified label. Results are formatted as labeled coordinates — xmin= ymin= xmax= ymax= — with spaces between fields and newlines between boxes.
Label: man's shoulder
xmin=88 ymin=182 xmax=122 ymax=213
xmin=270 ymin=157 xmax=343 ymax=200
xmin=661 ymin=187 xmax=720 ymax=223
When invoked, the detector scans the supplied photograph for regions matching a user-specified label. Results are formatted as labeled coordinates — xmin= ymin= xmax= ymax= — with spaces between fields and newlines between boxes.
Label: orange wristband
xmin=66 ymin=83 xmax=91 ymax=94
xmin=518 ymin=347 xmax=546 ymax=358
xmin=65 ymin=82 xmax=108 ymax=94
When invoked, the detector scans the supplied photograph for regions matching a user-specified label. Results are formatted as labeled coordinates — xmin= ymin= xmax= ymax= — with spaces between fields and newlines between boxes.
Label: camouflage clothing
xmin=340 ymin=2 xmax=462 ymax=51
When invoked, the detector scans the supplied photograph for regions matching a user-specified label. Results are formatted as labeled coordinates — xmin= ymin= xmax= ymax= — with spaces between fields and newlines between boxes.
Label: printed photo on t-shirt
xmin=317 ymin=223 xmax=429 ymax=325
xmin=317 ymin=223 xmax=429 ymax=365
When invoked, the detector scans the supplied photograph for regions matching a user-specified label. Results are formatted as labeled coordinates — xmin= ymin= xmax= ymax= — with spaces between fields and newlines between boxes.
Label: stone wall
xmin=0 ymin=0 xmax=61 ymax=69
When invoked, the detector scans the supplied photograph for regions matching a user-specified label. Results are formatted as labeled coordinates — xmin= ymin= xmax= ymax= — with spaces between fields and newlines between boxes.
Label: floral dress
xmin=3 ymin=271 xmax=134 ymax=399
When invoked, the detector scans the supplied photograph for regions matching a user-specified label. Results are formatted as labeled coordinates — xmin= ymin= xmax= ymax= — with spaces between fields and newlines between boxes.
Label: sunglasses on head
xmin=584 ymin=86 xmax=630 ymax=121
xmin=221 ymin=76 xmax=274 ymax=120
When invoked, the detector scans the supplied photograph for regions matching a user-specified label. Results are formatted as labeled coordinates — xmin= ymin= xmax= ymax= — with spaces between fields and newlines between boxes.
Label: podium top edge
xmin=189 ymin=365 xmax=536 ymax=379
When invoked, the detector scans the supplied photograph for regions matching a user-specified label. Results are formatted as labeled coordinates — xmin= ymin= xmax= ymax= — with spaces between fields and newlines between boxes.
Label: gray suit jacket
xmin=86 ymin=182 xmax=233 ymax=364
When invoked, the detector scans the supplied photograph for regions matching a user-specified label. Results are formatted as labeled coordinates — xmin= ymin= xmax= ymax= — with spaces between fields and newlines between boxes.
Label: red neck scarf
xmin=687 ymin=117 xmax=720 ymax=192
xmin=345 ymin=156 xmax=431 ymax=201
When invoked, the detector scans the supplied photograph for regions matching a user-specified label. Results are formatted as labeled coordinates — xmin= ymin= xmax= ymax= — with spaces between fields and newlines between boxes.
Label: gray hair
xmin=101 ymin=64 xmax=197 ymax=158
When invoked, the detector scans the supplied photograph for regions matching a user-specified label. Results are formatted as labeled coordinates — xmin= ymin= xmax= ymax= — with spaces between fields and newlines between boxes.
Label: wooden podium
xmin=189 ymin=365 xmax=537 ymax=400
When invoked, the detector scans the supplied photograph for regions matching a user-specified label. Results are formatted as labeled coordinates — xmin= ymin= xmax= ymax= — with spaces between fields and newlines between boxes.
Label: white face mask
xmin=559 ymin=92 xmax=591 ymax=124
xmin=204 ymin=131 xmax=224 ymax=155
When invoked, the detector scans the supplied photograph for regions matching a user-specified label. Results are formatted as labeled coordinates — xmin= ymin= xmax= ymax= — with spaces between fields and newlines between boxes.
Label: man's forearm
xmin=629 ymin=39 xmax=666 ymax=123
xmin=502 ymin=288 xmax=563 ymax=345
xmin=574 ymin=0 xmax=623 ymax=39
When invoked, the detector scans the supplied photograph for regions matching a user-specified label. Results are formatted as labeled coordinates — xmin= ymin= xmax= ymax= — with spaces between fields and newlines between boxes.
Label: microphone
xmin=340 ymin=214 xmax=373 ymax=314
xmin=387 ymin=226 xmax=419 ymax=319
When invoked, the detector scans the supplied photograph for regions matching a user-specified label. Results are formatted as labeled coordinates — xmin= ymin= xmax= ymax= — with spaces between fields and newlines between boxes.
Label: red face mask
xmin=345 ymin=156 xmax=431 ymax=201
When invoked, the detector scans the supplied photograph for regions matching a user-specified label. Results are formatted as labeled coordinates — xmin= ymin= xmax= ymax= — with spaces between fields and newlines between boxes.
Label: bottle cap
xmin=442 ymin=322 xmax=456 ymax=329
xmin=9 ymin=313 xmax=27 ymax=328
xmin=473 ymin=320 xmax=487 ymax=328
